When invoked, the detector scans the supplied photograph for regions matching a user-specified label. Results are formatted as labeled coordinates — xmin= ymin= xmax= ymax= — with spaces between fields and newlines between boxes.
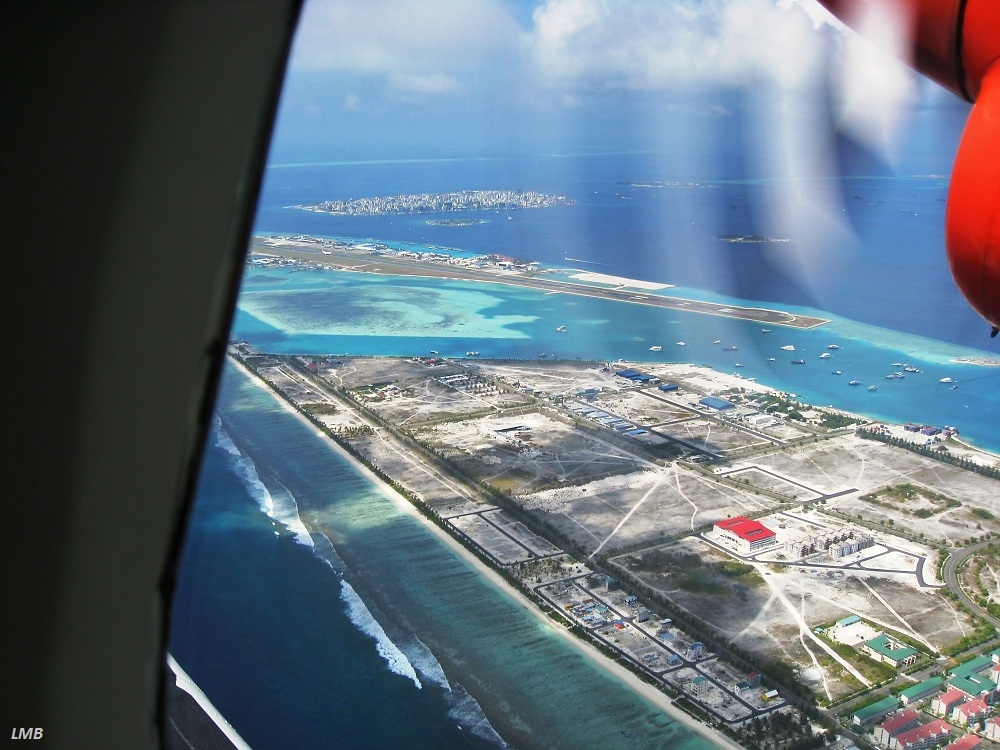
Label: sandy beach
xmin=230 ymin=358 xmax=742 ymax=749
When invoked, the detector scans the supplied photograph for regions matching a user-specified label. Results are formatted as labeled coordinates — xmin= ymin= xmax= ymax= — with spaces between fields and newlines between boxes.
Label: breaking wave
xmin=216 ymin=419 xmax=313 ymax=547
xmin=447 ymin=681 xmax=509 ymax=749
xmin=340 ymin=581 xmax=422 ymax=689
xmin=213 ymin=415 xmax=502 ymax=745
xmin=309 ymin=528 xmax=348 ymax=576
xmin=402 ymin=636 xmax=507 ymax=747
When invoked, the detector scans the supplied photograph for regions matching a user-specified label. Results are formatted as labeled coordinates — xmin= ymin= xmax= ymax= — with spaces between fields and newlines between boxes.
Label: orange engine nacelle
xmin=818 ymin=0 xmax=1000 ymax=335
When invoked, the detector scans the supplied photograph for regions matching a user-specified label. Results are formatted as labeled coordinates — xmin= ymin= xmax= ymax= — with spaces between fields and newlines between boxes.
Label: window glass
xmin=166 ymin=3 xmax=999 ymax=749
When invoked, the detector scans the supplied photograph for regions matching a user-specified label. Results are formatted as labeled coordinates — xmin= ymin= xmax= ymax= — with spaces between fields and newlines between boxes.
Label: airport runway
xmin=250 ymin=242 xmax=830 ymax=330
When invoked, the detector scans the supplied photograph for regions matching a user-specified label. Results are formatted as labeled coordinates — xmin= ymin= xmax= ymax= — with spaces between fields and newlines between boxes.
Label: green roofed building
xmin=862 ymin=633 xmax=919 ymax=668
xmin=898 ymin=676 xmax=944 ymax=705
xmin=949 ymin=655 xmax=997 ymax=700
xmin=851 ymin=696 xmax=899 ymax=727
xmin=954 ymin=655 xmax=993 ymax=676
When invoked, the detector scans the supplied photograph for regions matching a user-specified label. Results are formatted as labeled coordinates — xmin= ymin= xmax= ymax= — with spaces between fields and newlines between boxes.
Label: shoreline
xmin=248 ymin=239 xmax=830 ymax=330
xmin=227 ymin=357 xmax=741 ymax=750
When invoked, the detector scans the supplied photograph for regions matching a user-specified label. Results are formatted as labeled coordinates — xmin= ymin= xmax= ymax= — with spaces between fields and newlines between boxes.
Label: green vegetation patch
xmin=860 ymin=482 xmax=961 ymax=517
xmin=301 ymin=403 xmax=339 ymax=415
xmin=819 ymin=412 xmax=859 ymax=429
xmin=627 ymin=549 xmax=763 ymax=599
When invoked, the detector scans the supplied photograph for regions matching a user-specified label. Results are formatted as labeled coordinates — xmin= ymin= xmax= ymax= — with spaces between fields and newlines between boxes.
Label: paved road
xmin=943 ymin=540 xmax=1000 ymax=629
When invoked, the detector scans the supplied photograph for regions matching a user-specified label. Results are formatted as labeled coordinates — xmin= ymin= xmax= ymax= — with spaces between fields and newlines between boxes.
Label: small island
xmin=620 ymin=180 xmax=710 ymax=189
xmin=294 ymin=189 xmax=574 ymax=216
xmin=951 ymin=356 xmax=1000 ymax=367
xmin=425 ymin=218 xmax=487 ymax=227
xmin=719 ymin=235 xmax=792 ymax=244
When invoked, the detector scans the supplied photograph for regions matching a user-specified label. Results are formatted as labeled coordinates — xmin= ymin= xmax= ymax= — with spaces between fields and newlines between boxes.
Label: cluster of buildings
xmin=828 ymin=616 xmax=921 ymax=669
xmin=436 ymin=373 xmax=495 ymax=394
xmin=567 ymin=402 xmax=649 ymax=438
xmin=852 ymin=649 xmax=1000 ymax=750
xmin=304 ymin=189 xmax=574 ymax=216
xmin=902 ymin=423 xmax=959 ymax=438
xmin=297 ymin=356 xmax=339 ymax=373
xmin=784 ymin=527 xmax=874 ymax=560
xmin=695 ymin=396 xmax=781 ymax=430
xmin=613 ymin=367 xmax=661 ymax=385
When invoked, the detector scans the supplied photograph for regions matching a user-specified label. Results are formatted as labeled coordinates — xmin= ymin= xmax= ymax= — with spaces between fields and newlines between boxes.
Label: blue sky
xmin=267 ymin=0 xmax=969 ymax=161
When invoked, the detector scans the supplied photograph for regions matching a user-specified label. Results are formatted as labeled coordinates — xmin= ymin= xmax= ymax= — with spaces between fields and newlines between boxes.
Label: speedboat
xmin=781 ymin=345 xmax=796 ymax=351
xmin=827 ymin=344 xmax=840 ymax=350
xmin=868 ymin=385 xmax=877 ymax=391
xmin=833 ymin=370 xmax=842 ymax=375
xmin=649 ymin=345 xmax=663 ymax=352
xmin=819 ymin=352 xmax=831 ymax=359
xmin=849 ymin=380 xmax=861 ymax=386
xmin=768 ymin=357 xmax=776 ymax=362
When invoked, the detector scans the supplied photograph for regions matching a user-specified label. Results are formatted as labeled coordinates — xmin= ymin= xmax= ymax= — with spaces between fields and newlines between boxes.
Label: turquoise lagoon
xmin=234 ymin=264 xmax=1000 ymax=454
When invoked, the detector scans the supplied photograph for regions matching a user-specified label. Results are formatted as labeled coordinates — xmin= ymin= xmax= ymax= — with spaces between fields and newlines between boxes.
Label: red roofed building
xmin=944 ymin=735 xmax=981 ymax=750
xmin=888 ymin=720 xmax=951 ymax=750
xmin=713 ymin=516 xmax=777 ymax=555
xmin=952 ymin=697 xmax=988 ymax=726
xmin=875 ymin=710 xmax=921 ymax=746
xmin=931 ymin=688 xmax=966 ymax=717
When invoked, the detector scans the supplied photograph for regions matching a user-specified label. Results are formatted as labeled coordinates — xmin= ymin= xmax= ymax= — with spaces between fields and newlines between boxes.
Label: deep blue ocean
xmin=170 ymin=150 xmax=999 ymax=750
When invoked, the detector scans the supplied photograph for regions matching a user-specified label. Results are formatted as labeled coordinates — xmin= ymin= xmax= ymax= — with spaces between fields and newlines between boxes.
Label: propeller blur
xmin=818 ymin=0 xmax=1000 ymax=335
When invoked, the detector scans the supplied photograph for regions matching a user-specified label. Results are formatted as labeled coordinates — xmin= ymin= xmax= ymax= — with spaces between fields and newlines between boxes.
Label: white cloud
xmin=388 ymin=72 xmax=463 ymax=97
xmin=285 ymin=0 xmax=919 ymax=160
xmin=527 ymin=0 xmax=827 ymax=93
xmin=289 ymin=0 xmax=524 ymax=96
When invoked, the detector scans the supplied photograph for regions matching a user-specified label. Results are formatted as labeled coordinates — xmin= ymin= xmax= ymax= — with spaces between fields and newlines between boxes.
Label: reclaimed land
xmin=228 ymin=351 xmax=747 ymax=750
xmin=232 ymin=349 xmax=1000 ymax=749
xmin=250 ymin=240 xmax=829 ymax=330
xmin=232 ymin=349 xmax=860 ymax=749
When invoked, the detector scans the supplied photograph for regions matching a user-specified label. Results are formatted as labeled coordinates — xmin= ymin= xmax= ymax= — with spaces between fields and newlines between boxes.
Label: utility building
xmin=714 ymin=516 xmax=777 ymax=555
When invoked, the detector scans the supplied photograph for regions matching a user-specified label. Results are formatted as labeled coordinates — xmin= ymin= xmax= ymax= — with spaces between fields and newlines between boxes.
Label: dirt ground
xmin=284 ymin=355 xmax=998 ymax=704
